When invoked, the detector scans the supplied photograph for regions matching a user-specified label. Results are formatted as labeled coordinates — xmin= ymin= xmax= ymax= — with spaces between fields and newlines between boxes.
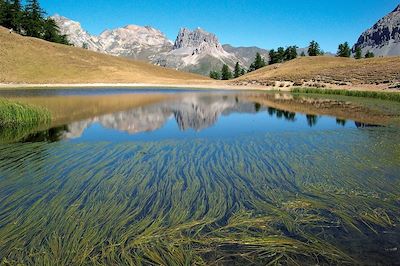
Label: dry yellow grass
xmin=231 ymin=56 xmax=400 ymax=90
xmin=0 ymin=26 xmax=211 ymax=85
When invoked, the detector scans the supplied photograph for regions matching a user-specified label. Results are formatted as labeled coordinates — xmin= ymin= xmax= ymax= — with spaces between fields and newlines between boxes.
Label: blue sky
xmin=38 ymin=0 xmax=399 ymax=52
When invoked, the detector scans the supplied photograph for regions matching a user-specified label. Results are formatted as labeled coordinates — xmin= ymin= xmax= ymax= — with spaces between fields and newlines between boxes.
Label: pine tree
xmin=209 ymin=70 xmax=221 ymax=80
xmin=249 ymin=52 xmax=266 ymax=71
xmin=10 ymin=0 xmax=22 ymax=32
xmin=0 ymin=0 xmax=5 ymax=25
xmin=300 ymin=51 xmax=306 ymax=57
xmin=268 ymin=49 xmax=278 ymax=65
xmin=254 ymin=52 xmax=266 ymax=69
xmin=276 ymin=47 xmax=285 ymax=62
xmin=284 ymin=45 xmax=298 ymax=61
xmin=337 ymin=42 xmax=351 ymax=57
xmin=0 ymin=0 xmax=13 ymax=29
xmin=234 ymin=62 xmax=241 ymax=78
xmin=42 ymin=18 xmax=69 ymax=44
xmin=354 ymin=47 xmax=362 ymax=59
xmin=365 ymin=51 xmax=375 ymax=58
xmin=221 ymin=64 xmax=232 ymax=80
xmin=308 ymin=40 xmax=321 ymax=56
xmin=24 ymin=0 xmax=45 ymax=37
xmin=240 ymin=68 xmax=245 ymax=76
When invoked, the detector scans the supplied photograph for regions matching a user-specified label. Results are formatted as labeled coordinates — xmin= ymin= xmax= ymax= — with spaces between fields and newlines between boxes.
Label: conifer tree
xmin=0 ymin=0 xmax=5 ymax=25
xmin=221 ymin=64 xmax=232 ymax=80
xmin=308 ymin=40 xmax=321 ymax=56
xmin=354 ymin=47 xmax=362 ymax=59
xmin=254 ymin=52 xmax=266 ymax=69
xmin=249 ymin=52 xmax=266 ymax=72
xmin=234 ymin=62 xmax=241 ymax=78
xmin=268 ymin=49 xmax=278 ymax=65
xmin=276 ymin=47 xmax=285 ymax=62
xmin=42 ymin=18 xmax=69 ymax=44
xmin=0 ymin=0 xmax=13 ymax=28
xmin=10 ymin=0 xmax=22 ymax=32
xmin=300 ymin=51 xmax=306 ymax=57
xmin=365 ymin=51 xmax=375 ymax=58
xmin=337 ymin=42 xmax=351 ymax=57
xmin=24 ymin=0 xmax=45 ymax=37
xmin=284 ymin=46 xmax=298 ymax=61
xmin=209 ymin=70 xmax=221 ymax=80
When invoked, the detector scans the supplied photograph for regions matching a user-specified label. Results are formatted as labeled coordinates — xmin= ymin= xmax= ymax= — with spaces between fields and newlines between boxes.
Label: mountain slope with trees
xmin=0 ymin=0 xmax=68 ymax=44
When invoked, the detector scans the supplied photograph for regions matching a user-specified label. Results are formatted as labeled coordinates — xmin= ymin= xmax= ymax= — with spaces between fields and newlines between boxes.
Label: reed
xmin=291 ymin=87 xmax=400 ymax=102
xmin=0 ymin=98 xmax=51 ymax=143
xmin=0 ymin=98 xmax=51 ymax=126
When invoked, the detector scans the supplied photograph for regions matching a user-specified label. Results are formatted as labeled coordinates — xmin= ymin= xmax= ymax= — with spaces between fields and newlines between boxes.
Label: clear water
xmin=17 ymin=92 xmax=360 ymax=143
xmin=0 ymin=90 xmax=399 ymax=265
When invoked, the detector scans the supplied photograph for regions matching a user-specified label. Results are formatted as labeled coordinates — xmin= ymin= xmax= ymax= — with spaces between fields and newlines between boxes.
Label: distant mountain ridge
xmin=353 ymin=5 xmax=400 ymax=56
xmin=52 ymin=15 xmax=267 ymax=75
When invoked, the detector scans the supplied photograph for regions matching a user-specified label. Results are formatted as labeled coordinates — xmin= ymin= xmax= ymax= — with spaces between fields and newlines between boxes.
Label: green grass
xmin=0 ymin=98 xmax=51 ymax=126
xmin=0 ymin=129 xmax=399 ymax=265
xmin=0 ymin=98 xmax=51 ymax=143
xmin=292 ymin=87 xmax=400 ymax=102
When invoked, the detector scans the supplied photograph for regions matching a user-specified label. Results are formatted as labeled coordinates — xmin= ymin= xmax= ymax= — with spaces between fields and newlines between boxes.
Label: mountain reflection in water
xmin=12 ymin=94 xmax=370 ymax=143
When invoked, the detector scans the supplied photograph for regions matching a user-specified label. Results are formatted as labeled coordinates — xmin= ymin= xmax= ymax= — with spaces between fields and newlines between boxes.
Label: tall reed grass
xmin=292 ymin=87 xmax=400 ymax=102
xmin=0 ymin=98 xmax=51 ymax=143
xmin=0 ymin=98 xmax=51 ymax=126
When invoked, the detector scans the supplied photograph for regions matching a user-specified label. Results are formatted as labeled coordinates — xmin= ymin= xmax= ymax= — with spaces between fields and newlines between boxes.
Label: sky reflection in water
xmin=20 ymin=93 xmax=362 ymax=143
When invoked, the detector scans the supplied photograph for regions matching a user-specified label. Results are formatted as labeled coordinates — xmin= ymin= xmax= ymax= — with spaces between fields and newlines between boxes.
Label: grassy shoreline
xmin=292 ymin=87 xmax=400 ymax=102
xmin=0 ymin=98 xmax=51 ymax=126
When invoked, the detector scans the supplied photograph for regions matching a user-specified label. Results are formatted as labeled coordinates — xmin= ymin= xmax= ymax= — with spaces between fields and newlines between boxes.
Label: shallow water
xmin=0 ymin=89 xmax=399 ymax=265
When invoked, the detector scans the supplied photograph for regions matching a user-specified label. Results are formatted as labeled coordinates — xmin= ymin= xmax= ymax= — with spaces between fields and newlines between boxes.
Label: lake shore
xmin=1 ymin=82 xmax=399 ymax=93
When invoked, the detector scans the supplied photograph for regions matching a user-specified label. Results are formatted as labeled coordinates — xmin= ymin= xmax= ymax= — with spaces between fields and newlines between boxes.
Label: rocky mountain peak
xmin=99 ymin=24 xmax=172 ymax=48
xmin=51 ymin=14 xmax=104 ymax=51
xmin=353 ymin=5 xmax=400 ymax=56
xmin=173 ymin=27 xmax=224 ymax=54
xmin=52 ymin=15 xmax=264 ymax=75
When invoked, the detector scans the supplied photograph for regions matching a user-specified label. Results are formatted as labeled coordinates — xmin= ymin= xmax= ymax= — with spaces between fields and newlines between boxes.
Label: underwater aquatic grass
xmin=0 ymin=129 xmax=399 ymax=265
xmin=291 ymin=87 xmax=400 ymax=102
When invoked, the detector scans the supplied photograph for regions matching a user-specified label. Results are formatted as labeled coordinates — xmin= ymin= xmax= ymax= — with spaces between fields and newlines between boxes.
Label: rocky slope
xmin=52 ymin=15 xmax=268 ymax=75
xmin=222 ymin=44 xmax=269 ymax=68
xmin=99 ymin=26 xmax=173 ymax=61
xmin=153 ymin=28 xmax=241 ymax=75
xmin=353 ymin=5 xmax=400 ymax=56
xmin=52 ymin=15 xmax=172 ymax=61
xmin=52 ymin=14 xmax=103 ymax=52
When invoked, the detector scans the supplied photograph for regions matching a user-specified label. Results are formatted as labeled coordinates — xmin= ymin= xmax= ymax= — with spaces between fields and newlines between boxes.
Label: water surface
xmin=0 ymin=89 xmax=399 ymax=265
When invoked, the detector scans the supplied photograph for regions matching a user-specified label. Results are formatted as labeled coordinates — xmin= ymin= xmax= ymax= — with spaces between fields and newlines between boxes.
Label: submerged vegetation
xmin=0 ymin=129 xmax=399 ymax=265
xmin=292 ymin=87 xmax=400 ymax=102
xmin=0 ymin=98 xmax=51 ymax=143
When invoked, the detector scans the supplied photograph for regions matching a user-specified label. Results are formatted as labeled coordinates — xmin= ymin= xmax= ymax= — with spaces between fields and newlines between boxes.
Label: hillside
xmin=231 ymin=56 xmax=400 ymax=90
xmin=0 ymin=26 xmax=211 ymax=85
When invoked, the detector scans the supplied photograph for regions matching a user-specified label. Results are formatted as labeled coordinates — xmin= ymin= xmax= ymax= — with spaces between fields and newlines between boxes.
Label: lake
xmin=0 ymin=89 xmax=399 ymax=265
